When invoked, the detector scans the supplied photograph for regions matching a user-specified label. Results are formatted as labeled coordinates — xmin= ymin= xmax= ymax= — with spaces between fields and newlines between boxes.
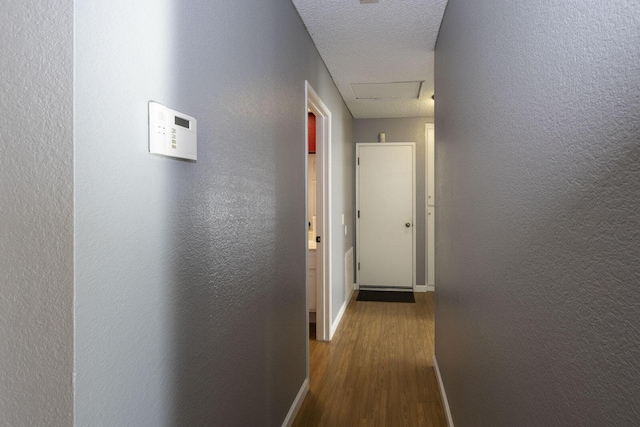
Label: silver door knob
xmin=405 ymin=223 xmax=411 ymax=227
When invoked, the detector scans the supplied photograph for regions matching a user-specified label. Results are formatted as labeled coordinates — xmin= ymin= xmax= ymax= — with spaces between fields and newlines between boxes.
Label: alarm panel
xmin=149 ymin=102 xmax=197 ymax=160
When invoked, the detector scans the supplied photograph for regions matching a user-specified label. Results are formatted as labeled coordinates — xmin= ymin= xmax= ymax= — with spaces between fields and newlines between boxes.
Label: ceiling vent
xmin=351 ymin=81 xmax=423 ymax=100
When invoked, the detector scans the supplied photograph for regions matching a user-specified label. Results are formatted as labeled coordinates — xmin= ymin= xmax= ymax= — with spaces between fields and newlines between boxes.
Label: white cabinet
xmin=308 ymin=249 xmax=316 ymax=311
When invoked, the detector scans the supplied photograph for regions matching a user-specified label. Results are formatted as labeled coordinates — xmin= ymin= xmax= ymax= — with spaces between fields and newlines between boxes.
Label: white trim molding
xmin=433 ymin=355 xmax=454 ymax=427
xmin=282 ymin=378 xmax=309 ymax=427
xmin=425 ymin=123 xmax=436 ymax=290
xmin=306 ymin=81 xmax=332 ymax=342
xmin=414 ymin=284 xmax=428 ymax=293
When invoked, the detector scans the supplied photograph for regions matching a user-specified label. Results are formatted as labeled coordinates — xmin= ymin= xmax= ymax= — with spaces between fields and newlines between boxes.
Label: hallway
xmin=294 ymin=292 xmax=447 ymax=426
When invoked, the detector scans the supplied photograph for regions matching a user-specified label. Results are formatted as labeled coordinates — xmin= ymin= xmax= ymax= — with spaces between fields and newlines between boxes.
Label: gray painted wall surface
xmin=75 ymin=0 xmax=353 ymax=425
xmin=326 ymin=76 xmax=356 ymax=322
xmin=0 ymin=1 xmax=74 ymax=425
xmin=435 ymin=0 xmax=640 ymax=425
xmin=354 ymin=117 xmax=433 ymax=286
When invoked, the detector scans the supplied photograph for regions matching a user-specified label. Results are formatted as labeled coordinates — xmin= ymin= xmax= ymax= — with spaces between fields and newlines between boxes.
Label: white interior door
xmin=357 ymin=143 xmax=415 ymax=289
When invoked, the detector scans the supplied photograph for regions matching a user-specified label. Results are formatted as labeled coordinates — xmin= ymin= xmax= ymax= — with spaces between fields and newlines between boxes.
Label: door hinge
xmin=357 ymin=210 xmax=360 ymax=218
xmin=316 ymin=236 xmax=321 ymax=243
xmin=357 ymin=157 xmax=360 ymax=165
xmin=358 ymin=262 xmax=360 ymax=270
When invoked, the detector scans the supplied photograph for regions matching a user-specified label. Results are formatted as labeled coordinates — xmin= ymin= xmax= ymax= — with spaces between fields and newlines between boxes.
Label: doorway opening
xmin=305 ymin=82 xmax=332 ymax=359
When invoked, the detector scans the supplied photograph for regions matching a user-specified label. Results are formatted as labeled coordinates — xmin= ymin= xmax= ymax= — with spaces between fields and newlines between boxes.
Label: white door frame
xmin=425 ymin=124 xmax=435 ymax=291
xmin=355 ymin=142 xmax=416 ymax=291
xmin=305 ymin=82 xmax=332 ymax=348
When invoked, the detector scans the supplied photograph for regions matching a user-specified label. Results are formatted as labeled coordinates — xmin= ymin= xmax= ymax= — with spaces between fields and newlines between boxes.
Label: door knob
xmin=405 ymin=223 xmax=411 ymax=227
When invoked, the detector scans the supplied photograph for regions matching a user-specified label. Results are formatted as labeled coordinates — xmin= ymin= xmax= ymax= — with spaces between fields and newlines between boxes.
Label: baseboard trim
xmin=433 ymin=355 xmax=454 ymax=427
xmin=426 ymin=284 xmax=435 ymax=292
xmin=414 ymin=284 xmax=428 ymax=293
xmin=282 ymin=378 xmax=309 ymax=427
xmin=330 ymin=297 xmax=349 ymax=339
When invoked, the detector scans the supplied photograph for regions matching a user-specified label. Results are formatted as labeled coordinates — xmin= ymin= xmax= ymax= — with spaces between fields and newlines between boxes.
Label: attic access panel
xmin=351 ymin=81 xmax=423 ymax=100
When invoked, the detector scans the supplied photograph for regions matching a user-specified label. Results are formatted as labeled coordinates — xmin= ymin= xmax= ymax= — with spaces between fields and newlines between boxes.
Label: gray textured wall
xmin=435 ymin=0 xmax=640 ymax=425
xmin=75 ymin=0 xmax=353 ymax=425
xmin=354 ymin=117 xmax=433 ymax=287
xmin=320 ymin=71 xmax=356 ymax=323
xmin=0 ymin=1 xmax=74 ymax=425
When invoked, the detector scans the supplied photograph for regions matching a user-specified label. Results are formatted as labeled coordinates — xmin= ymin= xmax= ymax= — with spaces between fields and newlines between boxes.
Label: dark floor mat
xmin=356 ymin=290 xmax=415 ymax=303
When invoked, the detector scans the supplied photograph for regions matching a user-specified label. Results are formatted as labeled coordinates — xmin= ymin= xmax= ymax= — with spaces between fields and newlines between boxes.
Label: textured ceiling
xmin=292 ymin=0 xmax=448 ymax=119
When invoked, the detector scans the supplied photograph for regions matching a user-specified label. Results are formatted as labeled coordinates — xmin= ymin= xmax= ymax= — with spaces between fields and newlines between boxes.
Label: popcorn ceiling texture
xmin=435 ymin=0 xmax=640 ymax=425
xmin=0 ymin=0 xmax=74 ymax=425
xmin=292 ymin=0 xmax=447 ymax=119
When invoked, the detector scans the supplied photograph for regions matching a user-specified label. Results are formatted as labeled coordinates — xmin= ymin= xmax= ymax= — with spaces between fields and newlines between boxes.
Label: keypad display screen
xmin=175 ymin=116 xmax=190 ymax=129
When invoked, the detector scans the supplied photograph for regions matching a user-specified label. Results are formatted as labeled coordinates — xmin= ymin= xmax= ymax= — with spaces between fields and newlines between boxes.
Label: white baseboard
xmin=414 ymin=284 xmax=428 ymax=293
xmin=433 ymin=355 xmax=454 ymax=427
xmin=282 ymin=378 xmax=309 ymax=427
xmin=329 ymin=296 xmax=349 ymax=339
xmin=427 ymin=284 xmax=435 ymax=292
xmin=345 ymin=247 xmax=354 ymax=301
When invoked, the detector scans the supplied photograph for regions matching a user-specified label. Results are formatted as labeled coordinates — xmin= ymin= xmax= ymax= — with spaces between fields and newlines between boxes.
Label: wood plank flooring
xmin=293 ymin=292 xmax=447 ymax=427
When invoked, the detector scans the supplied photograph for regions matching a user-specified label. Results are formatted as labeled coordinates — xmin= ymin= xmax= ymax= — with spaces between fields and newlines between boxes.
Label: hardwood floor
xmin=293 ymin=292 xmax=447 ymax=427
